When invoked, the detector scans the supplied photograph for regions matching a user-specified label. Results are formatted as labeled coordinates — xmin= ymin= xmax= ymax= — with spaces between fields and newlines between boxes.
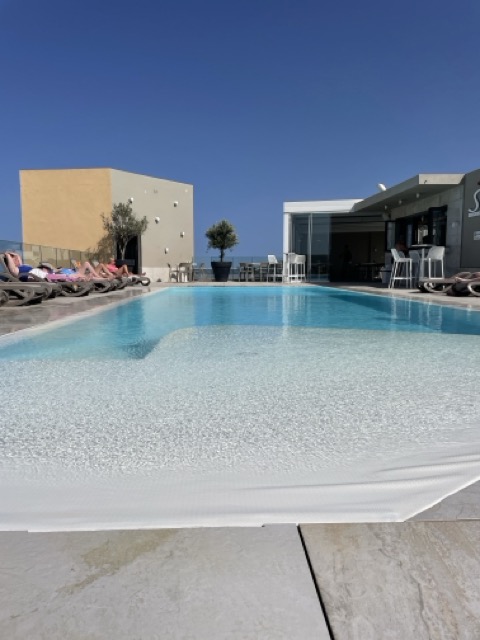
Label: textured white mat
xmin=1 ymin=325 xmax=480 ymax=530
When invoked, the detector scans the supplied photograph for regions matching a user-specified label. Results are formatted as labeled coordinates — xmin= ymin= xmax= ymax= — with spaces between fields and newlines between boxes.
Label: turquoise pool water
xmin=0 ymin=286 xmax=479 ymax=361
xmin=1 ymin=286 xmax=480 ymax=529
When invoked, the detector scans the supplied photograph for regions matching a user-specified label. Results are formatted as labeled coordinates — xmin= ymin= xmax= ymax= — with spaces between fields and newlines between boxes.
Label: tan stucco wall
xmin=20 ymin=168 xmax=194 ymax=281
xmin=20 ymin=169 xmax=111 ymax=251
xmin=110 ymin=169 xmax=194 ymax=272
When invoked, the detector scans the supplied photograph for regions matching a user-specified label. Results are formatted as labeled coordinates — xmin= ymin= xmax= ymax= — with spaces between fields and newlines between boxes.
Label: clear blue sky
xmin=1 ymin=0 xmax=479 ymax=256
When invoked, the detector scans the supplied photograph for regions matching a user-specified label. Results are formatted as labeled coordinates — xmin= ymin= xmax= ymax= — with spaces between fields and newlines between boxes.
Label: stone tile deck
xmin=301 ymin=521 xmax=480 ymax=640
xmin=0 ymin=526 xmax=329 ymax=640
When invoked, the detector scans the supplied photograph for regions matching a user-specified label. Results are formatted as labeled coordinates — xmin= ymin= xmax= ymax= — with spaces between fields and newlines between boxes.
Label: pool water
xmin=1 ymin=286 xmax=480 ymax=530
xmin=1 ymin=286 xmax=479 ymax=361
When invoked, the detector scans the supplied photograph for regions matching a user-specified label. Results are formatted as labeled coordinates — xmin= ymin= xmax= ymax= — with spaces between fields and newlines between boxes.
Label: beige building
xmin=20 ymin=168 xmax=194 ymax=281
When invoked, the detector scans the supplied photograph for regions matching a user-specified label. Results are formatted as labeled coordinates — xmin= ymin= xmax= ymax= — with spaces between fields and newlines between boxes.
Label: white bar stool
xmin=295 ymin=255 xmax=306 ymax=282
xmin=389 ymin=249 xmax=412 ymax=288
xmin=287 ymin=253 xmax=298 ymax=282
xmin=424 ymin=246 xmax=445 ymax=278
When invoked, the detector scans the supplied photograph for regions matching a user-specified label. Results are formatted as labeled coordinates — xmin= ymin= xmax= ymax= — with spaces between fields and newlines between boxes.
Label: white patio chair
xmin=266 ymin=255 xmax=282 ymax=281
xmin=389 ymin=248 xmax=412 ymax=288
xmin=424 ymin=246 xmax=445 ymax=279
xmin=287 ymin=253 xmax=298 ymax=282
xmin=239 ymin=263 xmax=254 ymax=282
xmin=168 ymin=263 xmax=179 ymax=282
xmin=295 ymin=255 xmax=306 ymax=282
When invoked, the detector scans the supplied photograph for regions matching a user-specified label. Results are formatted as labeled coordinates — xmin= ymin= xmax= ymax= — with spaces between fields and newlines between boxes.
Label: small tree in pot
xmin=101 ymin=202 xmax=149 ymax=259
xmin=205 ymin=219 xmax=239 ymax=282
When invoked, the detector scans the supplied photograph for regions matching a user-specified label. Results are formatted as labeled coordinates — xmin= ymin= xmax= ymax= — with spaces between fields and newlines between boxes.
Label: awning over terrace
xmin=352 ymin=173 xmax=464 ymax=214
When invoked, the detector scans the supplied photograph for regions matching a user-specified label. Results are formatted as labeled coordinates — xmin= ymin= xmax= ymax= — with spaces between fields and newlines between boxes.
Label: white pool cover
xmin=1 ymin=323 xmax=480 ymax=530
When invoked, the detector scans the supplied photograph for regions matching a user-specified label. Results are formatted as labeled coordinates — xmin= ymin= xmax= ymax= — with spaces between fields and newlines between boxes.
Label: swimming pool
xmin=1 ymin=286 xmax=480 ymax=530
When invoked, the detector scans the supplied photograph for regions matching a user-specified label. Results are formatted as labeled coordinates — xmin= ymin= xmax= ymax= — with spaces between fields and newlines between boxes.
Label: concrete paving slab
xmin=0 ymin=525 xmax=329 ymax=640
xmin=301 ymin=522 xmax=480 ymax=640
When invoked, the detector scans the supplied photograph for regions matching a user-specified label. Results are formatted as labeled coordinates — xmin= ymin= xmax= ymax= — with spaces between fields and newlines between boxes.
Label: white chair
xmin=168 ymin=263 xmax=179 ymax=282
xmin=424 ymin=246 xmax=445 ymax=278
xmin=178 ymin=262 xmax=192 ymax=282
xmin=239 ymin=262 xmax=254 ymax=282
xmin=287 ymin=253 xmax=298 ymax=282
xmin=266 ymin=255 xmax=282 ymax=281
xmin=295 ymin=255 xmax=306 ymax=282
xmin=389 ymin=248 xmax=412 ymax=288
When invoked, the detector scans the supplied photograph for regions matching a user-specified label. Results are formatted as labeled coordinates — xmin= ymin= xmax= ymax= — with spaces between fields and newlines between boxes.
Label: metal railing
xmin=0 ymin=239 xmax=90 ymax=268
xmin=193 ymin=255 xmax=283 ymax=281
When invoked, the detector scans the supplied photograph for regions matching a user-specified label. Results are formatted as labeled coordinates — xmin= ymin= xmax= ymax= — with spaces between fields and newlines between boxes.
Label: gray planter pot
xmin=211 ymin=261 xmax=232 ymax=282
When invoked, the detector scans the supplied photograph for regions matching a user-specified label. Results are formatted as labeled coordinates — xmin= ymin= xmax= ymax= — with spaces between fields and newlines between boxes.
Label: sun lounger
xmin=0 ymin=281 xmax=44 ymax=306
xmin=467 ymin=281 xmax=480 ymax=297
xmin=418 ymin=277 xmax=456 ymax=294
xmin=419 ymin=272 xmax=480 ymax=296
xmin=1 ymin=255 xmax=93 ymax=298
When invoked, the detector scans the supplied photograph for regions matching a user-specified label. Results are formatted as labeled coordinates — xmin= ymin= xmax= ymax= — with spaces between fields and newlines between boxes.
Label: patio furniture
xmin=467 ymin=280 xmax=480 ymax=297
xmin=178 ymin=262 xmax=193 ymax=282
xmin=389 ymin=248 xmax=412 ymax=288
xmin=239 ymin=263 xmax=255 ymax=282
xmin=266 ymin=255 xmax=282 ymax=282
xmin=424 ymin=246 xmax=445 ymax=279
xmin=286 ymin=253 xmax=298 ymax=282
xmin=296 ymin=255 xmax=306 ymax=282
xmin=168 ymin=263 xmax=179 ymax=282
xmin=259 ymin=262 xmax=269 ymax=281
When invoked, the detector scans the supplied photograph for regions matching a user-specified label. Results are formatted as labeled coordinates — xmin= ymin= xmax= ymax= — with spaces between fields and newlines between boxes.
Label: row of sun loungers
xmin=0 ymin=254 xmax=150 ymax=307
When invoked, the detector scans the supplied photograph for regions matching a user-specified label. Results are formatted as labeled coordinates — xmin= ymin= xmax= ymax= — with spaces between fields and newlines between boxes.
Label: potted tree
xmin=101 ymin=201 xmax=149 ymax=263
xmin=205 ymin=219 xmax=239 ymax=282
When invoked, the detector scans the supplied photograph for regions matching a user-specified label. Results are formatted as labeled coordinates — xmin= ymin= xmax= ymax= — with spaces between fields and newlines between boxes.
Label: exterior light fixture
xmin=398 ymin=199 xmax=402 ymax=205
xmin=154 ymin=217 xmax=160 ymax=224
xmin=128 ymin=197 xmax=134 ymax=203
xmin=164 ymin=247 xmax=169 ymax=254
xmin=180 ymin=231 xmax=185 ymax=237
xmin=416 ymin=193 xmax=420 ymax=199
xmin=173 ymin=201 xmax=179 ymax=207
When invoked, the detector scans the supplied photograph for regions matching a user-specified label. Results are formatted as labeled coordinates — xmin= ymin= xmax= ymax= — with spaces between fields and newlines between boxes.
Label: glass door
xmin=291 ymin=214 xmax=331 ymax=281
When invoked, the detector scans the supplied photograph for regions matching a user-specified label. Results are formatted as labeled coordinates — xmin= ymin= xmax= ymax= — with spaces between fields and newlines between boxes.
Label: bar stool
xmin=295 ymin=255 xmax=306 ymax=282
xmin=424 ymin=246 xmax=445 ymax=278
xmin=389 ymin=249 xmax=412 ymax=288
xmin=287 ymin=253 xmax=298 ymax=282
xmin=266 ymin=255 xmax=282 ymax=281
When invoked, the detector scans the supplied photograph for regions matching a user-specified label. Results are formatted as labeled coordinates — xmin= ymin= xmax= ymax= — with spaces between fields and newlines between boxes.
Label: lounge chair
xmin=448 ymin=273 xmax=480 ymax=297
xmin=0 ymin=289 xmax=8 ymax=307
xmin=418 ymin=272 xmax=480 ymax=296
xmin=467 ymin=281 xmax=480 ymax=297
xmin=0 ymin=281 xmax=45 ymax=306
xmin=1 ymin=254 xmax=91 ymax=298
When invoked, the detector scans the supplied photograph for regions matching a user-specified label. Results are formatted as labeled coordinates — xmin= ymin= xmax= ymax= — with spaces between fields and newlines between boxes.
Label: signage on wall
xmin=468 ymin=186 xmax=480 ymax=217
xmin=474 ymin=231 xmax=480 ymax=241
